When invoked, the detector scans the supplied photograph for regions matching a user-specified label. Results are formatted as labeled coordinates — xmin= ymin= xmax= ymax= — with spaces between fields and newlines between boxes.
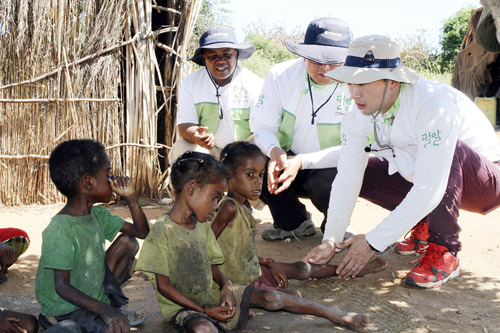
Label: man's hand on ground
xmin=336 ymin=234 xmax=375 ymax=279
xmin=302 ymin=240 xmax=336 ymax=265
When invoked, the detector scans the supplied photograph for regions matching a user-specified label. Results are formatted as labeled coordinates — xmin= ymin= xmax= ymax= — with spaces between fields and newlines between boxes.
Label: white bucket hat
xmin=189 ymin=26 xmax=255 ymax=66
xmin=285 ymin=17 xmax=351 ymax=64
xmin=325 ymin=35 xmax=419 ymax=85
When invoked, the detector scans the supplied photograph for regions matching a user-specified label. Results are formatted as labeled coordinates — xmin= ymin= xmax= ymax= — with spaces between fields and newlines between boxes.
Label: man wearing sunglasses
xmin=303 ymin=35 xmax=500 ymax=289
xmin=250 ymin=17 xmax=354 ymax=241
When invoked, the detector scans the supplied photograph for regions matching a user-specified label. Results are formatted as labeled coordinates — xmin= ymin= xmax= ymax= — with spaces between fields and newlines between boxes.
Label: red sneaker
xmin=395 ymin=221 xmax=429 ymax=255
xmin=405 ymin=242 xmax=461 ymax=288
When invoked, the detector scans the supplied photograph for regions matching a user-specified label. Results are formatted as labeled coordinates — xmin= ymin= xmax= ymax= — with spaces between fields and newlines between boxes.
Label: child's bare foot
xmin=343 ymin=312 xmax=369 ymax=332
xmin=248 ymin=310 xmax=256 ymax=318
xmin=357 ymin=257 xmax=388 ymax=276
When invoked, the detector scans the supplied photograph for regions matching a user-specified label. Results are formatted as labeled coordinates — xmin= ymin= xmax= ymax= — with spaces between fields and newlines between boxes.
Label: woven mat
xmin=0 ymin=279 xmax=428 ymax=332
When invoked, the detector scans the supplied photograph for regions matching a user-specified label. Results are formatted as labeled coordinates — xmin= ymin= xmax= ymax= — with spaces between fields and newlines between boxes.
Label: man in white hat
xmin=171 ymin=26 xmax=263 ymax=160
xmin=303 ymin=35 xmax=500 ymax=288
xmin=250 ymin=17 xmax=354 ymax=241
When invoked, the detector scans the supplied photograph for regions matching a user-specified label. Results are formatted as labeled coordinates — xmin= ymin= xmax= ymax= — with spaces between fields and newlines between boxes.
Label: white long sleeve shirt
xmin=177 ymin=65 xmax=264 ymax=149
xmin=323 ymin=78 xmax=500 ymax=251
xmin=250 ymin=59 xmax=352 ymax=165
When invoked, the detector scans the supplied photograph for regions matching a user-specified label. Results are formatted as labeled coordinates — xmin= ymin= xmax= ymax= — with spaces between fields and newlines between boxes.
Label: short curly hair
xmin=49 ymin=139 xmax=109 ymax=198
xmin=220 ymin=141 xmax=267 ymax=176
xmin=170 ymin=151 xmax=227 ymax=195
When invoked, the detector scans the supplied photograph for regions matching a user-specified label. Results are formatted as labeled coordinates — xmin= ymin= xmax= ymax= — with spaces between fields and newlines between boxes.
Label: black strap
xmin=307 ymin=75 xmax=338 ymax=125
xmin=367 ymin=241 xmax=380 ymax=253
xmin=203 ymin=59 xmax=238 ymax=120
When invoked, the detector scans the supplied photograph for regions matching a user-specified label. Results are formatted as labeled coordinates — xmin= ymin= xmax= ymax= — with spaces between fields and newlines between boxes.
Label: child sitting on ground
xmin=212 ymin=141 xmax=387 ymax=294
xmin=0 ymin=228 xmax=31 ymax=284
xmin=1 ymin=229 xmax=38 ymax=332
xmin=35 ymin=139 xmax=149 ymax=333
xmin=135 ymin=151 xmax=251 ymax=332
xmin=136 ymin=151 xmax=370 ymax=332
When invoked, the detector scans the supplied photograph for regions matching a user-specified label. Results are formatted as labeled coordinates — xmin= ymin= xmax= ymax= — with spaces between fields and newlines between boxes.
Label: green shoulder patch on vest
xmin=278 ymin=109 xmax=296 ymax=151
xmin=195 ymin=102 xmax=220 ymax=134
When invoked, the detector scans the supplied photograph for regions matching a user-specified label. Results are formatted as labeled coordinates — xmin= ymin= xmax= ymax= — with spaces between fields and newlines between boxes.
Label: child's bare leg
xmin=356 ymin=258 xmax=388 ymax=276
xmin=105 ymin=234 xmax=139 ymax=285
xmin=250 ymin=289 xmax=369 ymax=332
xmin=277 ymin=261 xmax=337 ymax=279
xmin=278 ymin=288 xmax=302 ymax=298
xmin=184 ymin=317 xmax=218 ymax=333
xmin=277 ymin=257 xmax=387 ymax=279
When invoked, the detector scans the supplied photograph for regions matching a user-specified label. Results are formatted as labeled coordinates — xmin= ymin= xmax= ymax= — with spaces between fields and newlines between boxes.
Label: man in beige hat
xmin=303 ymin=35 xmax=500 ymax=288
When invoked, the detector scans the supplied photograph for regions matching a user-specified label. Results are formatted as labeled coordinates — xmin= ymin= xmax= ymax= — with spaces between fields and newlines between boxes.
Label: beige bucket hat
xmin=325 ymin=35 xmax=419 ymax=85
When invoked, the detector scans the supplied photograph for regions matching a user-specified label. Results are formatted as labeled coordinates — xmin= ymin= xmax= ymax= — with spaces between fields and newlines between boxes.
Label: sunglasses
xmin=308 ymin=60 xmax=344 ymax=67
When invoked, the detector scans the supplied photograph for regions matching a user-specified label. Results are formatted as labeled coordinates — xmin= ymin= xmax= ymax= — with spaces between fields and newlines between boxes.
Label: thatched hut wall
xmin=0 ymin=0 xmax=201 ymax=205
xmin=452 ymin=7 xmax=500 ymax=100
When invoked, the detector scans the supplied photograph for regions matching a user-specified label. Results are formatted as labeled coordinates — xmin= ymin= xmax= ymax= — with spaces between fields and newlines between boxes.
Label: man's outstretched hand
xmin=302 ymin=240 xmax=336 ymax=265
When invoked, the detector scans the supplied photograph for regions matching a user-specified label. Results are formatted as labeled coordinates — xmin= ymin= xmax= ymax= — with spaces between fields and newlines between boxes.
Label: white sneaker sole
xmin=405 ymin=265 xmax=461 ymax=288
xmin=395 ymin=244 xmax=428 ymax=256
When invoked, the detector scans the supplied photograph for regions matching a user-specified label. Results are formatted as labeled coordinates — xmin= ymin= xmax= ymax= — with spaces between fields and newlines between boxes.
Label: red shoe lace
xmin=411 ymin=243 xmax=442 ymax=268
xmin=414 ymin=246 xmax=427 ymax=254
xmin=403 ymin=221 xmax=426 ymax=241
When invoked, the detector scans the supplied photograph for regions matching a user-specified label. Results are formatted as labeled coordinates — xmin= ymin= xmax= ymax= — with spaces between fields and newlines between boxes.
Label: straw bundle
xmin=0 ymin=0 xmax=201 ymax=205
xmin=124 ymin=0 xmax=163 ymax=199
xmin=159 ymin=0 xmax=202 ymax=145
xmin=150 ymin=0 xmax=201 ymax=195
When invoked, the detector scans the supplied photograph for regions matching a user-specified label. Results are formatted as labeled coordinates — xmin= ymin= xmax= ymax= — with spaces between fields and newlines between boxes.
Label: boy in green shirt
xmin=36 ymin=139 xmax=149 ymax=332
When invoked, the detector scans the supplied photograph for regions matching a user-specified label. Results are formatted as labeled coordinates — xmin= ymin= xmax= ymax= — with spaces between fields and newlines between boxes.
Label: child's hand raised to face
xmin=109 ymin=176 xmax=136 ymax=200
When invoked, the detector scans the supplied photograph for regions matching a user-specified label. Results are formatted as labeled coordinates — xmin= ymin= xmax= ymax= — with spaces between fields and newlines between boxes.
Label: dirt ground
xmin=1 ymin=197 xmax=499 ymax=332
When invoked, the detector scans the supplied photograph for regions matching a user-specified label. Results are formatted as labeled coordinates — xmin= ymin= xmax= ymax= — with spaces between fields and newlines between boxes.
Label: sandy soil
xmin=1 ymin=197 xmax=499 ymax=332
